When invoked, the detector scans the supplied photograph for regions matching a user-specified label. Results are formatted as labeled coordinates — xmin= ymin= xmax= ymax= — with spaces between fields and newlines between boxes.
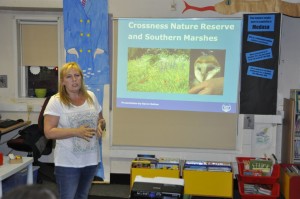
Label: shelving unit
xmin=282 ymin=89 xmax=300 ymax=164
xmin=236 ymin=157 xmax=280 ymax=199
xmin=291 ymin=90 xmax=300 ymax=162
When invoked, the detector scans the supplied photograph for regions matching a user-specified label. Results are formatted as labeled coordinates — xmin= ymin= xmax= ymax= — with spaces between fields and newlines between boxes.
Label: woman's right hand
xmin=96 ymin=119 xmax=106 ymax=138
xmin=78 ymin=125 xmax=96 ymax=141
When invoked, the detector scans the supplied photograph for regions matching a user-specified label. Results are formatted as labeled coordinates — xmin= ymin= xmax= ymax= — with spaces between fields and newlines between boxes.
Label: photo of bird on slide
xmin=189 ymin=50 xmax=225 ymax=95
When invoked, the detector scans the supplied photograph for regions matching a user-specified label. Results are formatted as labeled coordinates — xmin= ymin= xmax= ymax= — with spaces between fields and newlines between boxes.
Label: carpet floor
xmin=88 ymin=196 xmax=126 ymax=199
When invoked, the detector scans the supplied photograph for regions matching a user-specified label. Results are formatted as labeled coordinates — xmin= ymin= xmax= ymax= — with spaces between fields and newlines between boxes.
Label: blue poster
xmin=63 ymin=0 xmax=109 ymax=181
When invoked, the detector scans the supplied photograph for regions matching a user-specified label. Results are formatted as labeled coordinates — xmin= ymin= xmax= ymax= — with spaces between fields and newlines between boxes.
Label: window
xmin=16 ymin=16 xmax=63 ymax=98
xmin=26 ymin=66 xmax=58 ymax=97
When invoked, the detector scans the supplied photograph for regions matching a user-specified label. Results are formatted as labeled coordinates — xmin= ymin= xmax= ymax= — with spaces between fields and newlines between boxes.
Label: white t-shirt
xmin=44 ymin=90 xmax=101 ymax=168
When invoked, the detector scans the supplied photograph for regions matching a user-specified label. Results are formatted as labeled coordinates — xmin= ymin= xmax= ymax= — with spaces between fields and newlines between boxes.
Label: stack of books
xmin=156 ymin=158 xmax=180 ymax=170
xmin=131 ymin=154 xmax=180 ymax=170
xmin=244 ymin=183 xmax=272 ymax=195
xmin=285 ymin=164 xmax=300 ymax=175
xmin=131 ymin=154 xmax=158 ymax=168
xmin=184 ymin=160 xmax=207 ymax=171
xmin=207 ymin=161 xmax=232 ymax=172
xmin=184 ymin=160 xmax=232 ymax=172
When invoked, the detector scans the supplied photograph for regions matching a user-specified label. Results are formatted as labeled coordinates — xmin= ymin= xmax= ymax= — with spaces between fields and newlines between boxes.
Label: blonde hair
xmin=58 ymin=62 xmax=93 ymax=106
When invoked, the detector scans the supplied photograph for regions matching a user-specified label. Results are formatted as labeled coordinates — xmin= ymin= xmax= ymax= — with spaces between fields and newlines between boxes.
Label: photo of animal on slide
xmin=127 ymin=48 xmax=225 ymax=95
xmin=189 ymin=49 xmax=225 ymax=95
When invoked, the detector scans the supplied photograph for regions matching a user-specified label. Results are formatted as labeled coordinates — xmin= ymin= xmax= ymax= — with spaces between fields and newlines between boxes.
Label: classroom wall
xmin=0 ymin=0 xmax=299 ymax=175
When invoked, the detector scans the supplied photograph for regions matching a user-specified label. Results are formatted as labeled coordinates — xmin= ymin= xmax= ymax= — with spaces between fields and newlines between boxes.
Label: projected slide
xmin=116 ymin=18 xmax=242 ymax=113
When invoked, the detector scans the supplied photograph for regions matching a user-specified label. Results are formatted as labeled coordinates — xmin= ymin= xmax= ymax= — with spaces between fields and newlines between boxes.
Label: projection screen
xmin=111 ymin=18 xmax=242 ymax=150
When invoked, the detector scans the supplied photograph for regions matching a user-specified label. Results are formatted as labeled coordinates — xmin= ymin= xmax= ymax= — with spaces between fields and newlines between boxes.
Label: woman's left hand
xmin=97 ymin=118 xmax=106 ymax=137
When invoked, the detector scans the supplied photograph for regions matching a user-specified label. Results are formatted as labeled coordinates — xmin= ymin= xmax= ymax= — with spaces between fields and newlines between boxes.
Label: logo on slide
xmin=222 ymin=104 xmax=231 ymax=112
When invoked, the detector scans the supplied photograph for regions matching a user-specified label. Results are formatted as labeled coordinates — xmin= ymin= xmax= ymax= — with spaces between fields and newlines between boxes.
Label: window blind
xmin=21 ymin=24 xmax=58 ymax=66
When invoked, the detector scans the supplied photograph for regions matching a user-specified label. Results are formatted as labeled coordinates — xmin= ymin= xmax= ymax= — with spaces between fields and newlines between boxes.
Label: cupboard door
xmin=282 ymin=98 xmax=295 ymax=163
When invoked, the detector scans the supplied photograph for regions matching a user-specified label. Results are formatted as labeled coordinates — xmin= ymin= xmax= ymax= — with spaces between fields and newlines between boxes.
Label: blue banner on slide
xmin=117 ymin=98 xmax=236 ymax=113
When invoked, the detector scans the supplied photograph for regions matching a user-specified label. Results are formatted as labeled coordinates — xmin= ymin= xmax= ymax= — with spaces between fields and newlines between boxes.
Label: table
xmin=0 ymin=156 xmax=33 ymax=197
xmin=0 ymin=121 xmax=31 ymax=135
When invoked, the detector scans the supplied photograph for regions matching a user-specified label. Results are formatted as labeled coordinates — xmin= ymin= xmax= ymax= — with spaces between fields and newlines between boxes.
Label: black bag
xmin=8 ymin=96 xmax=53 ymax=163
xmin=18 ymin=124 xmax=51 ymax=161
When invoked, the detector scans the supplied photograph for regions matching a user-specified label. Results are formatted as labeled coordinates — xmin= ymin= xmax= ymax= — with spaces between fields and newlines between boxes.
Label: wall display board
xmin=111 ymin=18 xmax=242 ymax=149
xmin=240 ymin=13 xmax=281 ymax=115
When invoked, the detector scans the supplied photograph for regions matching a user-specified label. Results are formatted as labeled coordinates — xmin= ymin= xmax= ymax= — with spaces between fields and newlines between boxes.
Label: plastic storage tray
xmin=2 ymin=166 xmax=39 ymax=194
xmin=236 ymin=157 xmax=280 ymax=184
xmin=238 ymin=182 xmax=280 ymax=199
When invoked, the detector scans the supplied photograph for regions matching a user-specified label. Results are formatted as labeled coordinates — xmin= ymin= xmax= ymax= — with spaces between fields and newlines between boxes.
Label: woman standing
xmin=44 ymin=62 xmax=106 ymax=199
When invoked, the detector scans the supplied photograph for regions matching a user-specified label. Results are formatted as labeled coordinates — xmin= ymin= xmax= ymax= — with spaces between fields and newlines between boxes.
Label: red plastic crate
xmin=236 ymin=157 xmax=280 ymax=184
xmin=238 ymin=182 xmax=280 ymax=199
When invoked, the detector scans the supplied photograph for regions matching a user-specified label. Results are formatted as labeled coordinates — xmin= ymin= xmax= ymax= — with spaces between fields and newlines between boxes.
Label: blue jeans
xmin=55 ymin=165 xmax=98 ymax=199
